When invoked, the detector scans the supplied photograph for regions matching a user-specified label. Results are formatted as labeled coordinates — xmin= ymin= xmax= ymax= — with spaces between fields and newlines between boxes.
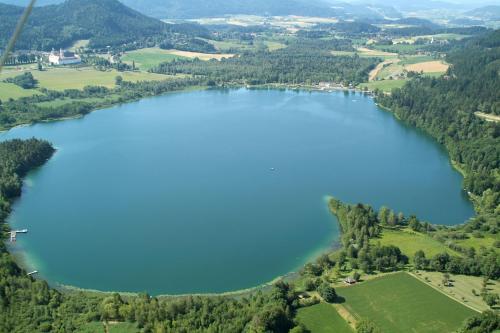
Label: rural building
xmin=49 ymin=48 xmax=81 ymax=65
xmin=344 ymin=277 xmax=356 ymax=285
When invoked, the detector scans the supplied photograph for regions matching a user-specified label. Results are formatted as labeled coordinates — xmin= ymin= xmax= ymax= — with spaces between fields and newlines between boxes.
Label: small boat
xmin=27 ymin=271 xmax=38 ymax=276
xmin=270 ymin=167 xmax=276 ymax=172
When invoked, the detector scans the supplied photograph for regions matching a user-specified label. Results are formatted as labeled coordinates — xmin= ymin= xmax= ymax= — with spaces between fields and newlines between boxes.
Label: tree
xmin=356 ymin=320 xmax=382 ymax=333
xmin=317 ymin=283 xmax=337 ymax=303
xmin=484 ymin=293 xmax=499 ymax=308
xmin=414 ymin=250 xmax=428 ymax=270
xmin=115 ymin=75 xmax=123 ymax=86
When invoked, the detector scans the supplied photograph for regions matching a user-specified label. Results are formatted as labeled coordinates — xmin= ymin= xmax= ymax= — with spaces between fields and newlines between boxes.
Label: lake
xmin=1 ymin=88 xmax=474 ymax=295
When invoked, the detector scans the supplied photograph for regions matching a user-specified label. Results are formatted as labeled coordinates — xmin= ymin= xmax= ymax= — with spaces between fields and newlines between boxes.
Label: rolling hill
xmin=0 ymin=0 xmax=208 ymax=51
xmin=465 ymin=5 xmax=500 ymax=21
xmin=0 ymin=0 xmax=401 ymax=20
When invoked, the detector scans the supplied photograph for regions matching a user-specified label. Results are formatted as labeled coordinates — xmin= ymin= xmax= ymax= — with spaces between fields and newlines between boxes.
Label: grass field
xmin=372 ymin=228 xmax=461 ymax=259
xmin=454 ymin=233 xmax=499 ymax=250
xmin=372 ymin=44 xmax=422 ymax=54
xmin=413 ymin=271 xmax=500 ymax=312
xmin=405 ymin=61 xmax=449 ymax=73
xmin=358 ymin=79 xmax=407 ymax=93
xmin=0 ymin=82 xmax=41 ymax=101
xmin=297 ymin=303 xmax=354 ymax=333
xmin=0 ymin=67 xmax=171 ymax=93
xmin=121 ymin=48 xmax=188 ymax=70
xmin=338 ymin=272 xmax=477 ymax=333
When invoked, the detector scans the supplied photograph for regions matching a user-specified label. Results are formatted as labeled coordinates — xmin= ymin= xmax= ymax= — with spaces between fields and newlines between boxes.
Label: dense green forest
xmin=0 ymin=0 xmax=210 ymax=51
xmin=377 ymin=30 xmax=500 ymax=231
xmin=152 ymin=39 xmax=377 ymax=86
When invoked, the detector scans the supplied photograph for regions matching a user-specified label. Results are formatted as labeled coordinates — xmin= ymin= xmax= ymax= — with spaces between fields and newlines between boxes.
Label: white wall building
xmin=48 ymin=49 xmax=81 ymax=65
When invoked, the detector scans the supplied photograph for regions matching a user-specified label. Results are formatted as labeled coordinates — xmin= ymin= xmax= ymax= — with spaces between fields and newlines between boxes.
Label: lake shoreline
xmin=0 ymin=82 xmax=372 ymax=133
xmin=2 ymin=88 xmax=474 ymax=298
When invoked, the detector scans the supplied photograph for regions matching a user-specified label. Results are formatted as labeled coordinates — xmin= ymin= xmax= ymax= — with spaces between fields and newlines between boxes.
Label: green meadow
xmin=372 ymin=228 xmax=461 ymax=259
xmin=296 ymin=303 xmax=353 ymax=333
xmin=338 ymin=272 xmax=477 ymax=333
xmin=121 ymin=48 xmax=188 ymax=70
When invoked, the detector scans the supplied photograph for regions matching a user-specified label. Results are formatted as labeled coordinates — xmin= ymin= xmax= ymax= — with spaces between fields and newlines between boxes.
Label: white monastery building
xmin=48 ymin=49 xmax=81 ymax=65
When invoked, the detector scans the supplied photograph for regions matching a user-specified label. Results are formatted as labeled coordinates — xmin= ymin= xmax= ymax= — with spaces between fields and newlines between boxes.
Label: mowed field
xmin=0 ymin=82 xmax=41 ymax=101
xmin=122 ymin=48 xmax=234 ymax=71
xmin=405 ymin=61 xmax=449 ymax=73
xmin=358 ymin=79 xmax=407 ymax=93
xmin=413 ymin=271 xmax=500 ymax=312
xmin=296 ymin=303 xmax=354 ymax=333
xmin=372 ymin=228 xmax=461 ymax=259
xmin=337 ymin=272 xmax=477 ymax=333
xmin=0 ymin=67 xmax=174 ymax=97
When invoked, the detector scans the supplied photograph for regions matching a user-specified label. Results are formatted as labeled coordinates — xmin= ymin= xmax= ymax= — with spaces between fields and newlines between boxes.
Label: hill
xmin=0 ymin=0 xmax=208 ymax=50
xmin=465 ymin=5 xmax=500 ymax=21
xmin=0 ymin=0 xmax=402 ymax=20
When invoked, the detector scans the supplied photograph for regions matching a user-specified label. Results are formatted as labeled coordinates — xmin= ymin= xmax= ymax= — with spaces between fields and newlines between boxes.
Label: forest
xmin=152 ymin=39 xmax=377 ymax=86
xmin=0 ymin=0 xmax=210 ymax=51
xmin=376 ymin=30 xmax=500 ymax=232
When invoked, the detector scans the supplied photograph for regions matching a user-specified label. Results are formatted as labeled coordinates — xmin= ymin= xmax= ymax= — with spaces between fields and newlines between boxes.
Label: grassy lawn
xmin=372 ymin=228 xmax=461 ymax=259
xmin=413 ymin=271 xmax=500 ymax=312
xmin=338 ymin=272 xmax=477 ymax=333
xmin=372 ymin=44 xmax=422 ymax=54
xmin=0 ymin=67 xmax=172 ymax=92
xmin=262 ymin=40 xmax=287 ymax=51
xmin=0 ymin=82 xmax=41 ymax=101
xmin=297 ymin=303 xmax=354 ymax=333
xmin=207 ymin=39 xmax=256 ymax=52
xmin=359 ymin=80 xmax=407 ymax=93
xmin=455 ymin=234 xmax=499 ymax=250
xmin=399 ymin=55 xmax=435 ymax=65
xmin=121 ymin=48 xmax=188 ymax=70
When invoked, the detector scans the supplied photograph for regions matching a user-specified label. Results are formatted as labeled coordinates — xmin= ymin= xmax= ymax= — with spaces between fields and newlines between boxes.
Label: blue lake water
xmin=1 ymin=88 xmax=474 ymax=294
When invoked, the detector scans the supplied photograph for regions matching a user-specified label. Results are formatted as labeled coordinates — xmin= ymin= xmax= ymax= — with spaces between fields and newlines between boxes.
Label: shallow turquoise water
xmin=1 ymin=88 xmax=474 ymax=294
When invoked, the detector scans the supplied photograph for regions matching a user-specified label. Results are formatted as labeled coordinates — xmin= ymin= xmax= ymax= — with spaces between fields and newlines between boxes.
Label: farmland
xmin=296 ymin=303 xmax=354 ymax=333
xmin=337 ymin=272 xmax=477 ymax=333
xmin=413 ymin=271 xmax=500 ymax=312
xmin=121 ymin=48 xmax=188 ymax=70
xmin=371 ymin=228 xmax=461 ymax=259
xmin=0 ymin=67 xmax=174 ymax=98
xmin=358 ymin=79 xmax=407 ymax=93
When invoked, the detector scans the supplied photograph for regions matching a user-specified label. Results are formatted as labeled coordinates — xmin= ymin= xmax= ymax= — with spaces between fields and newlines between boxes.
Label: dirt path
xmin=475 ymin=112 xmax=500 ymax=123
xmin=369 ymin=59 xmax=399 ymax=81
xmin=332 ymin=303 xmax=358 ymax=330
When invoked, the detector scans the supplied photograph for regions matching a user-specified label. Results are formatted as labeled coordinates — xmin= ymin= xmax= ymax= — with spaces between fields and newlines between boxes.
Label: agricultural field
xmin=405 ymin=60 xmax=449 ymax=73
xmin=371 ymin=228 xmax=461 ymax=259
xmin=205 ymin=39 xmax=256 ymax=53
xmin=0 ymin=82 xmax=41 ymax=101
xmin=162 ymin=49 xmax=234 ymax=61
xmin=0 ymin=67 xmax=172 ymax=94
xmin=121 ymin=48 xmax=188 ymax=70
xmin=358 ymin=79 xmax=407 ymax=93
xmin=371 ymin=43 xmax=422 ymax=54
xmin=338 ymin=272 xmax=477 ymax=333
xmin=413 ymin=271 xmax=500 ymax=312
xmin=296 ymin=303 xmax=354 ymax=333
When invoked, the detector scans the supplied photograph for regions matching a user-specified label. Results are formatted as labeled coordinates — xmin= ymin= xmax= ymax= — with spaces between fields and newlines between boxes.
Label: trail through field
xmin=369 ymin=59 xmax=400 ymax=81
xmin=475 ymin=112 xmax=500 ymax=123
